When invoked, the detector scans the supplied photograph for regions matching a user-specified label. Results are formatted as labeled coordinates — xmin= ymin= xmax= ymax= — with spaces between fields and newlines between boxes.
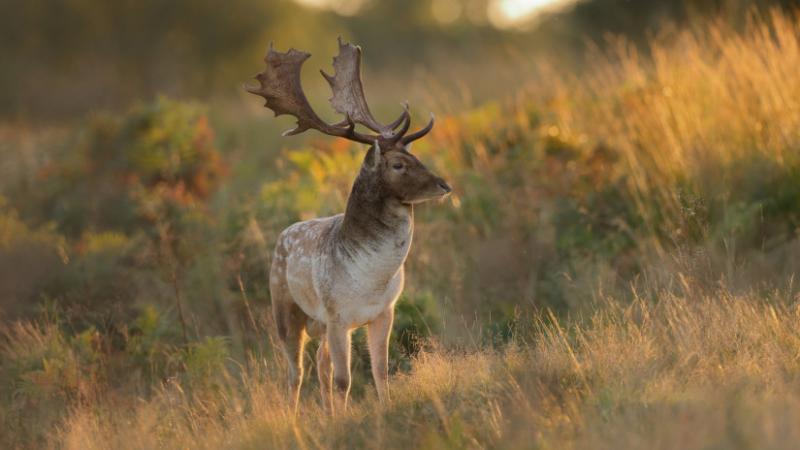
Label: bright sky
xmin=295 ymin=0 xmax=574 ymax=28
xmin=293 ymin=0 xmax=367 ymax=16
xmin=497 ymin=0 xmax=561 ymax=15
xmin=487 ymin=0 xmax=575 ymax=28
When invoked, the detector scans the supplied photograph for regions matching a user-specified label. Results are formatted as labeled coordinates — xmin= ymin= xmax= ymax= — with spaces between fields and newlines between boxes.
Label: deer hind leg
xmin=306 ymin=319 xmax=333 ymax=412
xmin=274 ymin=301 xmax=307 ymax=414
xmin=316 ymin=338 xmax=333 ymax=412
xmin=326 ymin=322 xmax=352 ymax=413
xmin=270 ymin=268 xmax=308 ymax=414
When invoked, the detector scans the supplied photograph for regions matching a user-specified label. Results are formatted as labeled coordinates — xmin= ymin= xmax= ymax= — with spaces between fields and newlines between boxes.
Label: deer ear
xmin=404 ymin=142 xmax=413 ymax=152
xmin=367 ymin=140 xmax=381 ymax=170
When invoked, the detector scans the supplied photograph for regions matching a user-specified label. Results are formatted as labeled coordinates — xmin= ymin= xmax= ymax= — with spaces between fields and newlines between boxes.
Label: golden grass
xmin=51 ymin=289 xmax=800 ymax=450
xmin=530 ymin=9 xmax=800 ymax=232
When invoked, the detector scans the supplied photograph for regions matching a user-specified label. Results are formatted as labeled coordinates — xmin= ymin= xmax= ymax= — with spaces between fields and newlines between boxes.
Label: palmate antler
xmin=246 ymin=38 xmax=433 ymax=148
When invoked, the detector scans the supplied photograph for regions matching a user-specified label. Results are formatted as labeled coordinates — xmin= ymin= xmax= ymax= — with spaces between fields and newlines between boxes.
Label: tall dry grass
xmin=533 ymin=8 xmax=800 ymax=238
xmin=53 ymin=289 xmax=800 ymax=449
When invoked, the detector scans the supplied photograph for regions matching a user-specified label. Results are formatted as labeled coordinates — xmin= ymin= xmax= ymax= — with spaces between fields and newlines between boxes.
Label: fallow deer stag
xmin=246 ymin=38 xmax=451 ymax=413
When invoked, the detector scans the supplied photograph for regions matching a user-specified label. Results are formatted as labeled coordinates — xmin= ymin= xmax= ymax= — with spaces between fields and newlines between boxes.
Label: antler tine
xmin=400 ymin=113 xmax=435 ymax=145
xmin=246 ymin=43 xmax=377 ymax=145
xmin=386 ymin=102 xmax=410 ymax=131
xmin=387 ymin=105 xmax=411 ymax=145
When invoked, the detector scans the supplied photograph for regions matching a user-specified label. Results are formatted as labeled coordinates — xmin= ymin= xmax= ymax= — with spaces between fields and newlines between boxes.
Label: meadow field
xmin=2 ymin=3 xmax=800 ymax=449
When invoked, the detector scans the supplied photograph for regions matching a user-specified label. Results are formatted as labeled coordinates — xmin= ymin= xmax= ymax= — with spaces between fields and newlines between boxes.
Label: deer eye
xmin=391 ymin=162 xmax=404 ymax=171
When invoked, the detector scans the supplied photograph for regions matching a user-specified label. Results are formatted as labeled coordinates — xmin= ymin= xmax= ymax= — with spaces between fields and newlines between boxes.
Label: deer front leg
xmin=367 ymin=308 xmax=394 ymax=404
xmin=326 ymin=322 xmax=352 ymax=413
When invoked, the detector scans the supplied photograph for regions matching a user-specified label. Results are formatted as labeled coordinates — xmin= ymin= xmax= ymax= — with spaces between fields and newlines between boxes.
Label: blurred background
xmin=2 ymin=0 xmax=799 ymax=340
xmin=3 ymin=1 xmax=800 ymax=445
xmin=3 ymin=0 xmax=796 ymax=120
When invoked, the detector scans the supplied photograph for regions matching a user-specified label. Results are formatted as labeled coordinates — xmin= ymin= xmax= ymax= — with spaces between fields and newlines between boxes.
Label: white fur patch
xmin=276 ymin=212 xmax=412 ymax=329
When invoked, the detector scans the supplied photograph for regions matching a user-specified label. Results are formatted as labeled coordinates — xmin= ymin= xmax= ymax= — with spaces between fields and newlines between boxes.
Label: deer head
xmin=246 ymin=38 xmax=451 ymax=205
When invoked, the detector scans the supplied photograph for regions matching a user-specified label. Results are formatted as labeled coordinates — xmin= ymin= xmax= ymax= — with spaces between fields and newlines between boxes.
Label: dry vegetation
xmin=2 ymin=8 xmax=800 ymax=450
xmin=53 ymin=291 xmax=800 ymax=450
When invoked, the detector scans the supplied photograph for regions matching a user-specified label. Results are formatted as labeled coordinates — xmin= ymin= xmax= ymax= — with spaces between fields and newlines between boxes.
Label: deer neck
xmin=339 ymin=172 xmax=413 ymax=261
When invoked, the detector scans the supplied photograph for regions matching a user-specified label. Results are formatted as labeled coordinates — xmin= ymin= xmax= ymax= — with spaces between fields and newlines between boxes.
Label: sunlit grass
xmin=51 ymin=289 xmax=800 ymax=449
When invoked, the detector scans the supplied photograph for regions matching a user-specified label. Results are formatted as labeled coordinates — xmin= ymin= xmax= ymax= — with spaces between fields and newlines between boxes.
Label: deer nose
xmin=437 ymin=179 xmax=452 ymax=194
